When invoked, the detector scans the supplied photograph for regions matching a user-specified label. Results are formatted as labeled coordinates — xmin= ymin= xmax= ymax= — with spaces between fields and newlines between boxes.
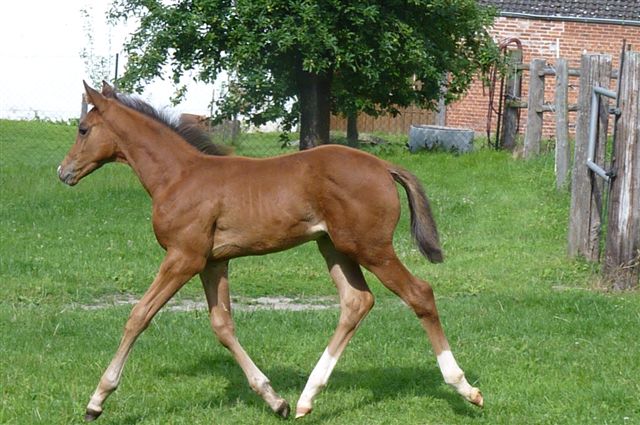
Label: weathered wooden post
xmin=435 ymin=76 xmax=448 ymax=127
xmin=501 ymin=49 xmax=523 ymax=151
xmin=604 ymin=50 xmax=640 ymax=289
xmin=554 ymin=58 xmax=570 ymax=189
xmin=568 ymin=54 xmax=612 ymax=261
xmin=524 ymin=59 xmax=545 ymax=158
xmin=80 ymin=94 xmax=88 ymax=120
xmin=435 ymin=97 xmax=446 ymax=127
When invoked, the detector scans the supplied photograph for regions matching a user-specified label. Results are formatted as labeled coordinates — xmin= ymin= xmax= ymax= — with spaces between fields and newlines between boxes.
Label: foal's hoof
xmin=469 ymin=387 xmax=484 ymax=408
xmin=295 ymin=406 xmax=312 ymax=419
xmin=275 ymin=399 xmax=290 ymax=419
xmin=84 ymin=408 xmax=102 ymax=422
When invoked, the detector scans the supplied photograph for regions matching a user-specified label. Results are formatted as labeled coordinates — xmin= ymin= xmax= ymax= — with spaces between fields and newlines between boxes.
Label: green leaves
xmin=110 ymin=0 xmax=498 ymax=129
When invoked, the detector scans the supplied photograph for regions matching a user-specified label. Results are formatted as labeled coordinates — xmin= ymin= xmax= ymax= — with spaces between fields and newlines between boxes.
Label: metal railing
xmin=586 ymin=85 xmax=618 ymax=181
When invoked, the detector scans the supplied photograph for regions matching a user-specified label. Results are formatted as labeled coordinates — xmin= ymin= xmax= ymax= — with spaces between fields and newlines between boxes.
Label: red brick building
xmin=331 ymin=1 xmax=640 ymax=140
xmin=447 ymin=0 xmax=640 ymax=138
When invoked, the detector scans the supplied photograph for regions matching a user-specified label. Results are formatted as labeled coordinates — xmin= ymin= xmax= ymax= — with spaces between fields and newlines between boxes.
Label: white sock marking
xmin=297 ymin=348 xmax=338 ymax=414
xmin=437 ymin=350 xmax=464 ymax=384
xmin=437 ymin=350 xmax=476 ymax=399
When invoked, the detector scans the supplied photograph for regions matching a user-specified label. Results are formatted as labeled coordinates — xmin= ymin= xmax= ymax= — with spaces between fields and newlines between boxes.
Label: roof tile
xmin=479 ymin=0 xmax=640 ymax=23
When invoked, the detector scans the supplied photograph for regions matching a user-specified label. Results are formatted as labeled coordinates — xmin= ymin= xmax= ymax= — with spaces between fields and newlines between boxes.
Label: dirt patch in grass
xmin=73 ymin=294 xmax=339 ymax=312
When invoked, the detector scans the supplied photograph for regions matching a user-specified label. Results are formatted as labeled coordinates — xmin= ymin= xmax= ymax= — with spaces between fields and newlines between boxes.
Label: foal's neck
xmin=105 ymin=106 xmax=202 ymax=197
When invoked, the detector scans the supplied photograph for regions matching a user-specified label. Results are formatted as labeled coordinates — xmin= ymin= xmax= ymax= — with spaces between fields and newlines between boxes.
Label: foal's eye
xmin=78 ymin=126 xmax=89 ymax=136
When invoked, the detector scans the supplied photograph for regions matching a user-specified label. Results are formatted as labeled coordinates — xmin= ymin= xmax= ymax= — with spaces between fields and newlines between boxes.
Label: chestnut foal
xmin=58 ymin=82 xmax=483 ymax=421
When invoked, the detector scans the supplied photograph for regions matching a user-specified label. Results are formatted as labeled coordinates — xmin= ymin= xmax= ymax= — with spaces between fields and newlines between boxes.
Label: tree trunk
xmin=298 ymin=69 xmax=332 ymax=150
xmin=346 ymin=112 xmax=359 ymax=147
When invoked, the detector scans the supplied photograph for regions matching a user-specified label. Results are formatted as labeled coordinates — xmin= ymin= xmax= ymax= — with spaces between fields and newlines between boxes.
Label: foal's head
xmin=57 ymin=82 xmax=124 ymax=186
xmin=58 ymin=81 xmax=231 ymax=186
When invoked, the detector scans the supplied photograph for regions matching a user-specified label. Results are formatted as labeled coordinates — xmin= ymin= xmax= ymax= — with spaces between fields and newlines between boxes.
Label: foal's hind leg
xmin=200 ymin=261 xmax=290 ymax=418
xmin=364 ymin=250 xmax=483 ymax=407
xmin=295 ymin=237 xmax=375 ymax=418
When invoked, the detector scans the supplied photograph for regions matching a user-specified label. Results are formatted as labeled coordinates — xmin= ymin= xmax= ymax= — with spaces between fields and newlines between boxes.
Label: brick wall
xmin=446 ymin=17 xmax=640 ymax=138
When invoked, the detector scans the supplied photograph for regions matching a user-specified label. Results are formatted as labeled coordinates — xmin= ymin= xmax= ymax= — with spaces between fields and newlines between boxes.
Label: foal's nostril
xmin=57 ymin=164 xmax=76 ymax=185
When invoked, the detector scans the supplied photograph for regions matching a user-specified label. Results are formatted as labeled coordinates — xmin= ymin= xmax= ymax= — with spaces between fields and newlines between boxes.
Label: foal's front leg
xmin=200 ymin=261 xmax=290 ymax=418
xmin=84 ymin=250 xmax=204 ymax=421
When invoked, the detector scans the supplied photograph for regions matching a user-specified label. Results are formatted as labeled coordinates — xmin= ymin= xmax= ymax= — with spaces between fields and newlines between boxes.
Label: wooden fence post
xmin=554 ymin=58 xmax=570 ymax=189
xmin=501 ymin=49 xmax=522 ymax=151
xmin=524 ymin=59 xmax=545 ymax=158
xmin=568 ymin=54 xmax=612 ymax=261
xmin=604 ymin=50 xmax=640 ymax=289
xmin=435 ymin=98 xmax=446 ymax=127
xmin=80 ymin=94 xmax=88 ymax=120
xmin=435 ymin=77 xmax=447 ymax=127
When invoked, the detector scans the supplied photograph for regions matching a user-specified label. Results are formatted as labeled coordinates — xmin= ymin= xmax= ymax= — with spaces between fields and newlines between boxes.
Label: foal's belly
xmin=210 ymin=220 xmax=328 ymax=259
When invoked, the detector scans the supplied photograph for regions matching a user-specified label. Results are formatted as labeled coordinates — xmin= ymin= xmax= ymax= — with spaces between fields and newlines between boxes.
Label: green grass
xmin=1 ymin=119 xmax=639 ymax=424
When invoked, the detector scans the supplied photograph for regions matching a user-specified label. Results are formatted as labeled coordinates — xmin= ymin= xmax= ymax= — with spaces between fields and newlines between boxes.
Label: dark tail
xmin=390 ymin=167 xmax=444 ymax=263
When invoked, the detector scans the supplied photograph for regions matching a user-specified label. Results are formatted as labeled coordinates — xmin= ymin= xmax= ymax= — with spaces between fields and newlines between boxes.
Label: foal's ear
xmin=83 ymin=81 xmax=108 ymax=111
xmin=101 ymin=80 xmax=116 ymax=98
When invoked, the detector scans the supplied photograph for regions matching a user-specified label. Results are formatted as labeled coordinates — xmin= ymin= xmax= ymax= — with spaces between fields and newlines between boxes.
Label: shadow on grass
xmin=314 ymin=367 xmax=482 ymax=422
xmin=117 ymin=352 xmax=482 ymax=423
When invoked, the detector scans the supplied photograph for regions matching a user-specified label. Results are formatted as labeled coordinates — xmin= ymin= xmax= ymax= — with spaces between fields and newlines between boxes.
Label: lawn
xmin=1 ymin=119 xmax=638 ymax=424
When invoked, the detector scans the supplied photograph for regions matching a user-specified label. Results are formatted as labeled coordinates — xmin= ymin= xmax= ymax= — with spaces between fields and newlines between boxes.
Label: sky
xmin=0 ymin=0 xmax=220 ymax=120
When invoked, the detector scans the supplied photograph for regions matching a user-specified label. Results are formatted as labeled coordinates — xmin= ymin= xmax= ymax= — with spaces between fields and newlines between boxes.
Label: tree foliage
xmin=110 ymin=0 xmax=497 ymax=147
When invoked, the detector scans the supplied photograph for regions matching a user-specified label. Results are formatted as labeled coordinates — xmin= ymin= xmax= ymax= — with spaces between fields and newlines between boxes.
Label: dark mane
xmin=112 ymin=93 xmax=231 ymax=156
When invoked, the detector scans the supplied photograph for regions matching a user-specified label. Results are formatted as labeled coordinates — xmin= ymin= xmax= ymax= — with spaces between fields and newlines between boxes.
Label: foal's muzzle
xmin=57 ymin=164 xmax=77 ymax=186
